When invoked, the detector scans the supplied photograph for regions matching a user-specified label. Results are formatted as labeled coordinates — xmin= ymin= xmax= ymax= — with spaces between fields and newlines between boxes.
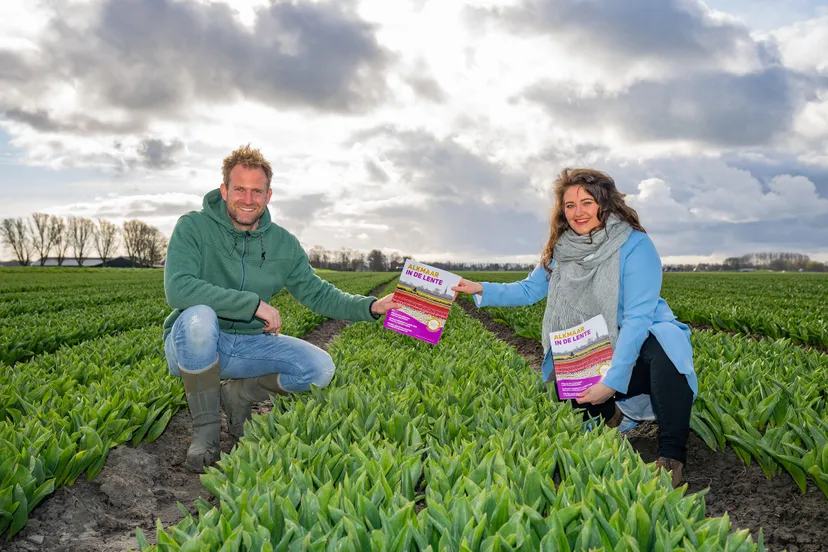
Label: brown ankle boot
xmin=655 ymin=457 xmax=684 ymax=488
xmin=606 ymin=404 xmax=624 ymax=428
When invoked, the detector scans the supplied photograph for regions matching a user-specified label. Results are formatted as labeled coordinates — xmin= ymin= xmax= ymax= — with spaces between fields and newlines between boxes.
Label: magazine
xmin=549 ymin=314 xmax=613 ymax=400
xmin=383 ymin=259 xmax=461 ymax=345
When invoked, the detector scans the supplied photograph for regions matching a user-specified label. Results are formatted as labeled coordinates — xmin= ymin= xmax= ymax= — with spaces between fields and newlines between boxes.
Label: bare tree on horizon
xmin=69 ymin=216 xmax=95 ymax=267
xmin=1 ymin=217 xmax=33 ymax=265
xmin=30 ymin=213 xmax=55 ymax=266
xmin=123 ymin=220 xmax=143 ymax=266
xmin=123 ymin=219 xmax=166 ymax=267
xmin=141 ymin=225 xmax=168 ymax=267
xmin=95 ymin=219 xmax=119 ymax=265
xmin=50 ymin=215 xmax=69 ymax=266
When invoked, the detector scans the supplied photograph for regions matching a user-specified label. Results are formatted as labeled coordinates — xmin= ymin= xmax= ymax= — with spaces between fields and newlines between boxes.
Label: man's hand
xmin=371 ymin=294 xmax=403 ymax=316
xmin=576 ymin=382 xmax=615 ymax=405
xmin=451 ymin=278 xmax=483 ymax=298
xmin=255 ymin=300 xmax=282 ymax=335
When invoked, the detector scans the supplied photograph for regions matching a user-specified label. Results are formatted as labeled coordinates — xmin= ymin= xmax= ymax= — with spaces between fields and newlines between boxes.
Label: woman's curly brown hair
xmin=540 ymin=168 xmax=645 ymax=273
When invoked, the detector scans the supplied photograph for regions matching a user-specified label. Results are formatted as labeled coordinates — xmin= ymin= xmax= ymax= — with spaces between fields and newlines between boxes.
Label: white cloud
xmin=769 ymin=14 xmax=828 ymax=74
xmin=627 ymin=161 xmax=828 ymax=225
xmin=626 ymin=178 xmax=694 ymax=232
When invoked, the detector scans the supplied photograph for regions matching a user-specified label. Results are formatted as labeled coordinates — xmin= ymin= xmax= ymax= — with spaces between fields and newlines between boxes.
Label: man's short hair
xmin=222 ymin=144 xmax=273 ymax=188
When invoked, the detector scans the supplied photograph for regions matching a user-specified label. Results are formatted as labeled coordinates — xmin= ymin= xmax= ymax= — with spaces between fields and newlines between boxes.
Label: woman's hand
xmin=575 ymin=382 xmax=615 ymax=405
xmin=451 ymin=278 xmax=483 ymax=298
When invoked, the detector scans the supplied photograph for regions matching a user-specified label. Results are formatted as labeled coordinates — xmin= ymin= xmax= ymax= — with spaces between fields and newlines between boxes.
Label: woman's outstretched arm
xmin=453 ymin=264 xmax=551 ymax=308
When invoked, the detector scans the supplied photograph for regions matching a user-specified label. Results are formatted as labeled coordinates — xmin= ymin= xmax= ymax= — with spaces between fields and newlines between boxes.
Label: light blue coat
xmin=474 ymin=231 xmax=697 ymax=402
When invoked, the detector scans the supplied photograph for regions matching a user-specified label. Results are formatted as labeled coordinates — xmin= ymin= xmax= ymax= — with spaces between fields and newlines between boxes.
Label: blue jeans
xmin=164 ymin=305 xmax=336 ymax=393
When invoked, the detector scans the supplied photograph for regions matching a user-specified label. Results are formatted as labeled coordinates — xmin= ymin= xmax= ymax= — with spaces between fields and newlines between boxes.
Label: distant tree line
xmin=8 ymin=219 xmax=820 ymax=274
xmin=306 ymin=246 xmax=535 ymax=273
xmin=665 ymin=252 xmax=827 ymax=273
xmin=1 ymin=214 xmax=167 ymax=267
xmin=419 ymin=260 xmax=536 ymax=272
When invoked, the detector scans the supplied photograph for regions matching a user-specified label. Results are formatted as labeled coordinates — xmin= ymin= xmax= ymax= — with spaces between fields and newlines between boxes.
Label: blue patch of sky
xmin=706 ymin=0 xmax=825 ymax=30
xmin=0 ymin=128 xmax=101 ymax=200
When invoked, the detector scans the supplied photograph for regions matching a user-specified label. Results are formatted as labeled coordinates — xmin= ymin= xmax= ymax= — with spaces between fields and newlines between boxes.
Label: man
xmin=163 ymin=144 xmax=399 ymax=471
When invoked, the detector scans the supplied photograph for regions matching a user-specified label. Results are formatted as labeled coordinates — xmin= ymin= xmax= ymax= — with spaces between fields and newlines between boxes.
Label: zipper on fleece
xmin=239 ymin=231 xmax=250 ymax=290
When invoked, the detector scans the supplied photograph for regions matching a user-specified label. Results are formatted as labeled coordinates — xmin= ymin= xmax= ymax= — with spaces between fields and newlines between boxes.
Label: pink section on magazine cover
xmin=383 ymin=309 xmax=443 ymax=345
xmin=556 ymin=375 xmax=603 ymax=400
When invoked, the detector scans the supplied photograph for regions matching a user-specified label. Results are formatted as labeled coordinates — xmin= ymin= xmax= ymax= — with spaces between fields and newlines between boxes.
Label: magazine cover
xmin=549 ymin=314 xmax=614 ymax=400
xmin=383 ymin=260 xmax=461 ymax=345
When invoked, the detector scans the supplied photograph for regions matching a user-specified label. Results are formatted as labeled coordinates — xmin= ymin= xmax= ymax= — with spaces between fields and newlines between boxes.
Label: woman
xmin=452 ymin=168 xmax=697 ymax=488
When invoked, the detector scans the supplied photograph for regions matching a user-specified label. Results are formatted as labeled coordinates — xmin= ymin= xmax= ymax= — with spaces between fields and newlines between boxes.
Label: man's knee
xmin=308 ymin=351 xmax=336 ymax=389
xmin=176 ymin=305 xmax=219 ymax=351
xmin=180 ymin=305 xmax=218 ymax=340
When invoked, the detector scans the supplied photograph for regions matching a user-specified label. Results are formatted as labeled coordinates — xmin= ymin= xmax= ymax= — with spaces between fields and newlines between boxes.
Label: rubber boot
xmin=179 ymin=360 xmax=221 ymax=472
xmin=220 ymin=373 xmax=290 ymax=437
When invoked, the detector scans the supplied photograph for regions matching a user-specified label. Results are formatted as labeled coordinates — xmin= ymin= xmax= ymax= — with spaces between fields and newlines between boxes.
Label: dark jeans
xmin=570 ymin=334 xmax=693 ymax=464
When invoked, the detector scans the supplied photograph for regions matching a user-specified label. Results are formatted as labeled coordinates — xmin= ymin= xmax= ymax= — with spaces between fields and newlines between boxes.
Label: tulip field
xmin=1 ymin=267 xmax=827 ymax=551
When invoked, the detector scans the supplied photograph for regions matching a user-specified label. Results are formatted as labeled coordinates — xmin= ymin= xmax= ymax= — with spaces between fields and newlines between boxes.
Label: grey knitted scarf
xmin=541 ymin=216 xmax=633 ymax=371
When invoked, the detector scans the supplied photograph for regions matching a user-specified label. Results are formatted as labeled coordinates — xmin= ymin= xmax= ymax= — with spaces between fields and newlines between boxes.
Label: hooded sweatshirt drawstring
xmin=230 ymin=233 xmax=265 ymax=266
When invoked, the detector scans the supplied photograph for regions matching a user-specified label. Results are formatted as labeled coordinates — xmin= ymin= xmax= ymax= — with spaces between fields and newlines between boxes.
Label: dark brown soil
xmin=301 ymin=281 xmax=387 ymax=351
xmin=628 ymin=423 xmax=828 ymax=552
xmin=0 ymin=284 xmax=388 ymax=552
xmin=455 ymin=299 xmax=544 ymax=371
xmin=0 ymin=411 xmax=236 ymax=552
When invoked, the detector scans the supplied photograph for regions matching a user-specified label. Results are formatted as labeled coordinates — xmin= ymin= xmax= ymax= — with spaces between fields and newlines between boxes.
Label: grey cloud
xmin=407 ymin=75 xmax=445 ymax=103
xmin=0 ymin=51 xmax=36 ymax=82
xmin=374 ymin=129 xmax=533 ymax=201
xmin=137 ymin=138 xmax=184 ymax=169
xmin=364 ymin=160 xmax=390 ymax=183
xmin=335 ymin=128 xmax=549 ymax=257
xmin=525 ymin=67 xmax=803 ymax=146
xmin=0 ymin=0 xmax=392 ymax=134
xmin=727 ymin=214 xmax=828 ymax=252
xmin=270 ymin=193 xmax=334 ymax=232
xmin=478 ymin=0 xmax=757 ymax=69
xmin=3 ymin=108 xmax=141 ymax=134
xmin=93 ymin=197 xmax=202 ymax=219
xmin=364 ymin=199 xmax=547 ymax=257
xmin=3 ymin=108 xmax=62 ymax=132
xmin=650 ymin=215 xmax=828 ymax=259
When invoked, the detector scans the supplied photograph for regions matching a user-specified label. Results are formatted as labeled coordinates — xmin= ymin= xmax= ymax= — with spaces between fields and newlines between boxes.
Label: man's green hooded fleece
xmin=163 ymin=189 xmax=378 ymax=339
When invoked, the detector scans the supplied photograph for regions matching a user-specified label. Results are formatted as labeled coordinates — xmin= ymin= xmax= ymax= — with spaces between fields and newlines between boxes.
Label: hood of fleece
xmin=202 ymin=188 xmax=273 ymax=236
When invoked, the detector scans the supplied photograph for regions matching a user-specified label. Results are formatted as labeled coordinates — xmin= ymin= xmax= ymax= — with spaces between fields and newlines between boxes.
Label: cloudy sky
xmin=2 ymin=0 xmax=827 ymax=264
